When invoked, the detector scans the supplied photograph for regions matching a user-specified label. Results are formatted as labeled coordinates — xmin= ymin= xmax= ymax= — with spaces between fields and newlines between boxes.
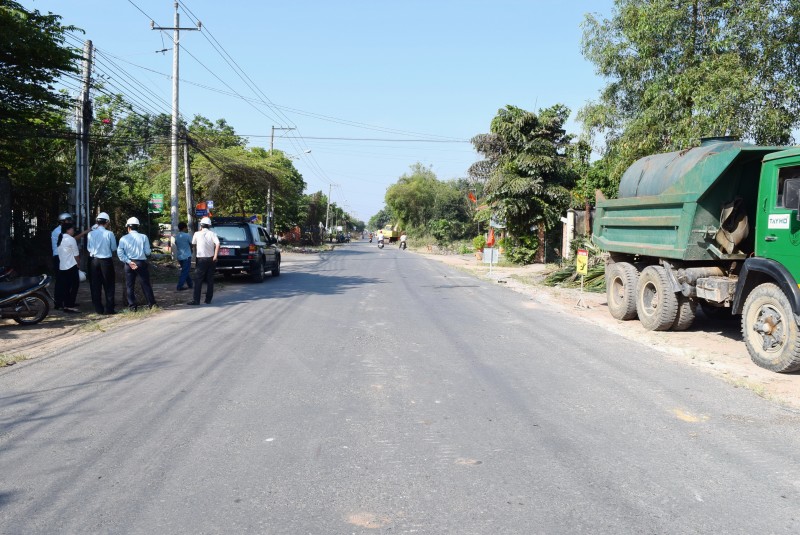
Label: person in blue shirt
xmin=173 ymin=221 xmax=194 ymax=291
xmin=87 ymin=212 xmax=118 ymax=314
xmin=117 ymin=216 xmax=157 ymax=311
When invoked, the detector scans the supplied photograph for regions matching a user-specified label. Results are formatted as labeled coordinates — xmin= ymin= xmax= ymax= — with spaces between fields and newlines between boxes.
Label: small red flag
xmin=468 ymin=192 xmax=477 ymax=203
xmin=487 ymin=228 xmax=495 ymax=247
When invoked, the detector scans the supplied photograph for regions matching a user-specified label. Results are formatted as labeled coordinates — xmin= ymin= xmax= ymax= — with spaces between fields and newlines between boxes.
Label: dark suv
xmin=211 ymin=220 xmax=281 ymax=282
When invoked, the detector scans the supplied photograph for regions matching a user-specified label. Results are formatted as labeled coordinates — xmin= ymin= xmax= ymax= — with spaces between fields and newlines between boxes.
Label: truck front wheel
xmin=741 ymin=283 xmax=800 ymax=373
xmin=636 ymin=265 xmax=678 ymax=331
xmin=606 ymin=262 xmax=638 ymax=320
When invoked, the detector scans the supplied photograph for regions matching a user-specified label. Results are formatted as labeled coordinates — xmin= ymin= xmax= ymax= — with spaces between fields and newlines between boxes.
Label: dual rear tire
xmin=606 ymin=263 xmax=696 ymax=331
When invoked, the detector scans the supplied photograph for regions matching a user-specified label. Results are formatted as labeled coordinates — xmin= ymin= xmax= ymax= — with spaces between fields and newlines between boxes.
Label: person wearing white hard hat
xmin=117 ymin=216 xmax=156 ymax=311
xmin=187 ymin=216 xmax=219 ymax=305
xmin=87 ymin=212 xmax=118 ymax=314
xmin=55 ymin=222 xmax=81 ymax=312
xmin=51 ymin=212 xmax=73 ymax=273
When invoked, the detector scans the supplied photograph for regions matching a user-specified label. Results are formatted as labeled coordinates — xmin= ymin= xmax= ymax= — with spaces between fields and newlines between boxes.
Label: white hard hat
xmin=126 ymin=217 xmax=140 ymax=226
xmin=58 ymin=212 xmax=72 ymax=222
xmin=96 ymin=212 xmax=110 ymax=222
xmin=200 ymin=217 xmax=212 ymax=226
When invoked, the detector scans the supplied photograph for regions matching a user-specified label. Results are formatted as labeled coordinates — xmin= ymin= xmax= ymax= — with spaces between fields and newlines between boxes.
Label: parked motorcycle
xmin=0 ymin=273 xmax=53 ymax=325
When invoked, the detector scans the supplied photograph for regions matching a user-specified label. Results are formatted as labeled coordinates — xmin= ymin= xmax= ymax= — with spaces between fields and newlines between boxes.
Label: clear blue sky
xmin=28 ymin=0 xmax=615 ymax=223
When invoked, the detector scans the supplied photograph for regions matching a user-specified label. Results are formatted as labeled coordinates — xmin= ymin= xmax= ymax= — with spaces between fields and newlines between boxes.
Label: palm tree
xmin=471 ymin=105 xmax=574 ymax=263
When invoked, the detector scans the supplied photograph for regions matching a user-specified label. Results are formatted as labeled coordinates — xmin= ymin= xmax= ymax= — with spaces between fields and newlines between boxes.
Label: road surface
xmin=2 ymin=241 xmax=799 ymax=534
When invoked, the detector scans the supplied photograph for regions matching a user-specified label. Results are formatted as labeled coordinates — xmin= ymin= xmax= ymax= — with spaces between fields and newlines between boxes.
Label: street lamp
xmin=287 ymin=149 xmax=311 ymax=160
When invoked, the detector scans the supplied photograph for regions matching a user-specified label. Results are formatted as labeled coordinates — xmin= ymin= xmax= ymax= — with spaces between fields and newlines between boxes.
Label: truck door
xmin=757 ymin=162 xmax=800 ymax=268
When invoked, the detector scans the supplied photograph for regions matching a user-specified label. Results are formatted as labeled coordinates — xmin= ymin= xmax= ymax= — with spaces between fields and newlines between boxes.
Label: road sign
xmin=148 ymin=193 xmax=164 ymax=214
xmin=207 ymin=200 xmax=214 ymax=210
xmin=576 ymin=249 xmax=589 ymax=275
xmin=195 ymin=201 xmax=208 ymax=218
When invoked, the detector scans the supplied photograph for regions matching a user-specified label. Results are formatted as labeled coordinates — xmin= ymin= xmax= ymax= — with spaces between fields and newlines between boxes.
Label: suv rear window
xmin=214 ymin=226 xmax=248 ymax=242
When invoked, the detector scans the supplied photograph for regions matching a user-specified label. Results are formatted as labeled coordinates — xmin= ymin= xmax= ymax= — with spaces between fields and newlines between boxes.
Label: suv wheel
xmin=251 ymin=258 xmax=265 ymax=283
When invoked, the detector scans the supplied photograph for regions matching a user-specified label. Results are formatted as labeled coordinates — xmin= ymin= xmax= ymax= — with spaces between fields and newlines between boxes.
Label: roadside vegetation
xmin=2 ymin=0 xmax=800 ymax=273
xmin=373 ymin=0 xmax=800 ymax=269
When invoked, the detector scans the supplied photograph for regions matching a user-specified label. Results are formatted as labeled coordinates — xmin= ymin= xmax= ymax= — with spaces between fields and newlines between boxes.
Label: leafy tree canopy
xmin=0 ymin=0 xmax=78 ymax=143
xmin=580 ymin=0 xmax=800 ymax=182
xmin=471 ymin=104 xmax=575 ymax=262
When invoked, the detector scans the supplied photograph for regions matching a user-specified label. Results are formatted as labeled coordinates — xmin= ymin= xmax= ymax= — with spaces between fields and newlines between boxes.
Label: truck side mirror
xmin=784 ymin=178 xmax=800 ymax=219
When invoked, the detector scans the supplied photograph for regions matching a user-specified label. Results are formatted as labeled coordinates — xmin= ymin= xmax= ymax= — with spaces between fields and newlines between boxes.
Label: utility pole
xmin=324 ymin=183 xmax=337 ymax=238
xmin=267 ymin=126 xmax=296 ymax=235
xmin=152 ymin=3 xmax=200 ymax=249
xmin=270 ymin=125 xmax=296 ymax=152
xmin=183 ymin=135 xmax=194 ymax=231
xmin=74 ymin=40 xmax=93 ymax=237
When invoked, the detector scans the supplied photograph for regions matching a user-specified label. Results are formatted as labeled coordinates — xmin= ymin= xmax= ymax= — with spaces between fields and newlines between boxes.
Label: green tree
xmin=472 ymin=104 xmax=575 ymax=263
xmin=580 ymin=0 xmax=800 ymax=183
xmin=368 ymin=207 xmax=394 ymax=230
xmin=384 ymin=163 xmax=472 ymax=241
xmin=0 ymin=0 xmax=79 ymax=265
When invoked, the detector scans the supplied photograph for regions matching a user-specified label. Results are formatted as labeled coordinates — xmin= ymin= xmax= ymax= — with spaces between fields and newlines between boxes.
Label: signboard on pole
xmin=195 ymin=201 xmax=208 ymax=218
xmin=576 ymin=249 xmax=589 ymax=275
xmin=148 ymin=193 xmax=164 ymax=214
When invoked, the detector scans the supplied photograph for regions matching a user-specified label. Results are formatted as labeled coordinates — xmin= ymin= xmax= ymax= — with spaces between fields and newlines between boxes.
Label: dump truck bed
xmin=593 ymin=142 xmax=786 ymax=261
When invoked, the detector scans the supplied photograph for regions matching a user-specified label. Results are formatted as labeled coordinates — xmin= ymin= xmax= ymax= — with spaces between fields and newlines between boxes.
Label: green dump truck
xmin=593 ymin=137 xmax=800 ymax=373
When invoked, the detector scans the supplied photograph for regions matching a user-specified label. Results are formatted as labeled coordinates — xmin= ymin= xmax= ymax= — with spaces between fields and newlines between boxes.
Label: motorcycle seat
xmin=0 ymin=276 xmax=44 ymax=298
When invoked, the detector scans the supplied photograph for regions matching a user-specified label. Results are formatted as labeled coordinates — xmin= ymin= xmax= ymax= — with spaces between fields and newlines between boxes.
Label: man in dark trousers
xmin=187 ymin=216 xmax=219 ymax=305
xmin=117 ymin=216 xmax=157 ymax=311
xmin=87 ymin=212 xmax=117 ymax=314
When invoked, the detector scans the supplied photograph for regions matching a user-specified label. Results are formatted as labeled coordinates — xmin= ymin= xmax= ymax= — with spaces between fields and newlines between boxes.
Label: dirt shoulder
xmin=418 ymin=250 xmax=800 ymax=410
xmin=0 ymin=252 xmax=320 ymax=366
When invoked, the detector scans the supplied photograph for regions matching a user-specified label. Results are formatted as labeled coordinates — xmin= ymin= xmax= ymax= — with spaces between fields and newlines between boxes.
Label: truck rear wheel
xmin=606 ymin=262 xmax=638 ymax=320
xmin=636 ymin=265 xmax=678 ymax=331
xmin=672 ymin=295 xmax=697 ymax=331
xmin=741 ymin=283 xmax=800 ymax=373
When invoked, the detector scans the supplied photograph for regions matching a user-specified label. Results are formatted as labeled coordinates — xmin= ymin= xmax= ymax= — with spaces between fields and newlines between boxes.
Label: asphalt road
xmin=2 ymin=241 xmax=799 ymax=534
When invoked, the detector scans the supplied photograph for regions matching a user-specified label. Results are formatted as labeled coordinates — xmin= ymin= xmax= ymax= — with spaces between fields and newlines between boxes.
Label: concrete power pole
xmin=74 ymin=40 xmax=93 ymax=236
xmin=183 ymin=137 xmax=194 ymax=230
xmin=152 ymin=3 xmax=199 ymax=249
xmin=324 ymin=183 xmax=333 ymax=238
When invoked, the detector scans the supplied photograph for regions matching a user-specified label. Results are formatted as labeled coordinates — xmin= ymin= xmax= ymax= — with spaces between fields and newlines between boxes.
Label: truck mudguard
xmin=732 ymin=257 xmax=800 ymax=315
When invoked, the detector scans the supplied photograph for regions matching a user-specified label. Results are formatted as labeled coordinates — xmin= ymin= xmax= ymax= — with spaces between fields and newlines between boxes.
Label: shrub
xmin=472 ymin=235 xmax=486 ymax=251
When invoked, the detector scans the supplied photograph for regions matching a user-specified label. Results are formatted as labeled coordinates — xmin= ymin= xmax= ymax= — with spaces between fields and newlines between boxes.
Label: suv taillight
xmin=248 ymin=244 xmax=257 ymax=253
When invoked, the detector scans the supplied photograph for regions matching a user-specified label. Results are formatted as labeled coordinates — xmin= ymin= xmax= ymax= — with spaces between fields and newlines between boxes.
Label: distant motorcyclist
xmin=399 ymin=232 xmax=408 ymax=250
xmin=377 ymin=230 xmax=385 ymax=248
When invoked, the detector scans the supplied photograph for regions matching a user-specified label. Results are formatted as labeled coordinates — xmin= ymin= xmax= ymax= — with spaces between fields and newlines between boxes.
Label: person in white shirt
xmin=117 ymin=216 xmax=157 ymax=311
xmin=188 ymin=217 xmax=220 ymax=305
xmin=87 ymin=212 xmax=117 ymax=314
xmin=51 ymin=212 xmax=72 ymax=272
xmin=55 ymin=223 xmax=81 ymax=312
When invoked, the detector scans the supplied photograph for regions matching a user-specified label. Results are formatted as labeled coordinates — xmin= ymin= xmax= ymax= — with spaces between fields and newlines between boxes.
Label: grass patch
xmin=508 ymin=273 xmax=543 ymax=286
xmin=79 ymin=319 xmax=107 ymax=333
xmin=729 ymin=377 xmax=768 ymax=399
xmin=0 ymin=353 xmax=31 ymax=367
